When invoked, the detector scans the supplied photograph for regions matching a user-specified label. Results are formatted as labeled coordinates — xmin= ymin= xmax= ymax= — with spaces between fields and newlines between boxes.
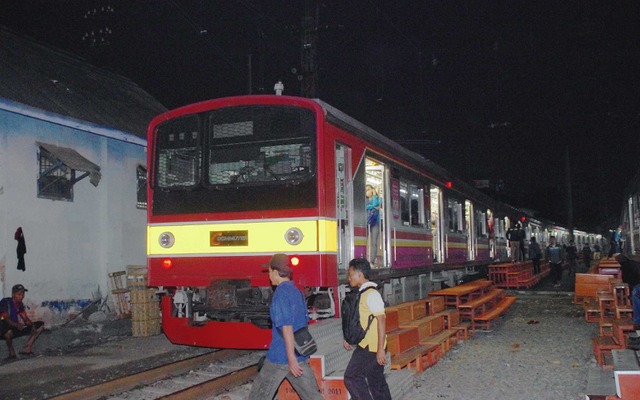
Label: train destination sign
xmin=210 ymin=230 xmax=249 ymax=246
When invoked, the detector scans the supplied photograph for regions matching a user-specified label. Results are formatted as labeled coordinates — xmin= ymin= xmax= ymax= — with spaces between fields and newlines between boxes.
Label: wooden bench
xmin=385 ymin=303 xmax=414 ymax=325
xmin=399 ymin=314 xmax=444 ymax=340
xmin=451 ymin=321 xmax=473 ymax=340
xmin=432 ymin=308 xmax=461 ymax=329
xmin=583 ymin=299 xmax=601 ymax=323
xmin=574 ymin=273 xmax=614 ymax=304
xmin=386 ymin=327 xmax=420 ymax=356
xmin=592 ymin=335 xmax=621 ymax=367
xmin=390 ymin=343 xmax=441 ymax=373
xmin=386 ymin=309 xmax=399 ymax=332
xmin=458 ymin=287 xmax=505 ymax=327
xmin=473 ymin=296 xmax=516 ymax=330
xmin=423 ymin=296 xmax=446 ymax=315
xmin=420 ymin=328 xmax=458 ymax=355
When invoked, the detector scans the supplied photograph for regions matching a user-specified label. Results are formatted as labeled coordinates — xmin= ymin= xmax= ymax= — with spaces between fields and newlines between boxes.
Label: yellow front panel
xmin=148 ymin=219 xmax=337 ymax=256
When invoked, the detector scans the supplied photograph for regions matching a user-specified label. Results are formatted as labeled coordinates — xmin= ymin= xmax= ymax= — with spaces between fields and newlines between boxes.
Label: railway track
xmin=49 ymin=349 xmax=263 ymax=400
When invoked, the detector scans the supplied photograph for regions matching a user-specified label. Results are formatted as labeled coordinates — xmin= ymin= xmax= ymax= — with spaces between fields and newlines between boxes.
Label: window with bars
xmin=38 ymin=147 xmax=74 ymax=201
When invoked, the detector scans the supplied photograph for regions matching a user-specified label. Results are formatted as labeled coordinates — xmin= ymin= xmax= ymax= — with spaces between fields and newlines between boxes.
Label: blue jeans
xmin=632 ymin=284 xmax=640 ymax=326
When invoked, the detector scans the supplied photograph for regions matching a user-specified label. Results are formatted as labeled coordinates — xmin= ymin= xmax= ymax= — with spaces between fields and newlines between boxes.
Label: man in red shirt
xmin=0 ymin=284 xmax=44 ymax=360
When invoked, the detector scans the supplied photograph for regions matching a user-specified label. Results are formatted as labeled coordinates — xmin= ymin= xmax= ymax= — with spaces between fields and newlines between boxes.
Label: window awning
xmin=37 ymin=142 xmax=101 ymax=186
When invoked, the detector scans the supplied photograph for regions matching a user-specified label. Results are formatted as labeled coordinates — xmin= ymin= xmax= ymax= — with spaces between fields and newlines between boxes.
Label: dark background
xmin=2 ymin=0 xmax=639 ymax=232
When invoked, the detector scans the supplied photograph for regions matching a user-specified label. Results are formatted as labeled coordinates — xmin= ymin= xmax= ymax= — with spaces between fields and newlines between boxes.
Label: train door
xmin=465 ymin=200 xmax=475 ymax=261
xmin=335 ymin=143 xmax=353 ymax=271
xmin=628 ymin=197 xmax=636 ymax=255
xmin=365 ymin=158 xmax=386 ymax=266
xmin=487 ymin=209 xmax=495 ymax=258
xmin=430 ymin=185 xmax=444 ymax=263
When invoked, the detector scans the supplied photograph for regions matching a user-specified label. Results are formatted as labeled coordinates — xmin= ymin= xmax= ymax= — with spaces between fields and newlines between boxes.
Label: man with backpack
xmin=342 ymin=258 xmax=391 ymax=400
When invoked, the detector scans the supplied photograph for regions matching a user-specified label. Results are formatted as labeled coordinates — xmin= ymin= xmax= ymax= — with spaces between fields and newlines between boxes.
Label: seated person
xmin=1 ymin=284 xmax=44 ymax=359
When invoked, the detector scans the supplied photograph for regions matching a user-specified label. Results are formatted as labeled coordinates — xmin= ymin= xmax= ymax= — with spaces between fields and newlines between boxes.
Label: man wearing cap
xmin=248 ymin=254 xmax=322 ymax=399
xmin=0 ymin=284 xmax=44 ymax=360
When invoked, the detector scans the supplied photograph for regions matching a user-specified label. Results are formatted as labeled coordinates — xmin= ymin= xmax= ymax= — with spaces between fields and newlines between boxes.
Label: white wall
xmin=0 ymin=108 xmax=147 ymax=325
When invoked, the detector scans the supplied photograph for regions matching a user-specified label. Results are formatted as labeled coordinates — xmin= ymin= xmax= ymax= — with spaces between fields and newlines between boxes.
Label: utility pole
xmin=300 ymin=0 xmax=319 ymax=98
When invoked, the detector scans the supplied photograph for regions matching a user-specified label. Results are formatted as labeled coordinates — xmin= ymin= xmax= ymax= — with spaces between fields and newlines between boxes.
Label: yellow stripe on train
xmin=147 ymin=219 xmax=337 ymax=255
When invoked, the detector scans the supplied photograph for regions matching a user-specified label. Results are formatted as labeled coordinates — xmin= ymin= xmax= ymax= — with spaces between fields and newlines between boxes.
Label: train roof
xmin=314 ymin=98 xmax=497 ymax=208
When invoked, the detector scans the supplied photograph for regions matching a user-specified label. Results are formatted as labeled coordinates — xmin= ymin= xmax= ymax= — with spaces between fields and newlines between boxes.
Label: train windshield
xmin=152 ymin=105 xmax=317 ymax=215
xmin=207 ymin=106 xmax=314 ymax=186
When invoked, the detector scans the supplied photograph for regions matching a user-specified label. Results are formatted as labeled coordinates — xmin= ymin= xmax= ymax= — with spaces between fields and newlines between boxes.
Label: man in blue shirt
xmin=248 ymin=254 xmax=322 ymax=399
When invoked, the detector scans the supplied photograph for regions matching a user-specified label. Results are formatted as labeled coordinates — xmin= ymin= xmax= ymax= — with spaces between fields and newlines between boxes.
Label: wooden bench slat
xmin=474 ymin=296 xmax=516 ymax=322
xmin=390 ymin=343 xmax=440 ymax=371
xmin=458 ymin=288 xmax=504 ymax=309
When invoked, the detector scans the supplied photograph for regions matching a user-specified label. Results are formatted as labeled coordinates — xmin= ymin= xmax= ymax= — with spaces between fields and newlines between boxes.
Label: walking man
xmin=1 ymin=284 xmax=44 ymax=360
xmin=529 ymin=237 xmax=542 ymax=275
xmin=248 ymin=254 xmax=322 ymax=399
xmin=343 ymin=258 xmax=392 ymax=400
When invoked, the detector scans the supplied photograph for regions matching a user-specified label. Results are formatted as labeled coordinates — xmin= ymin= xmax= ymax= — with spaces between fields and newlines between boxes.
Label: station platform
xmin=0 ymin=264 xmax=601 ymax=400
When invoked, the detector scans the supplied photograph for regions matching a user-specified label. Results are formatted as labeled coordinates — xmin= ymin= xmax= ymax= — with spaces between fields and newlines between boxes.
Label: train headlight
xmin=285 ymin=228 xmax=304 ymax=245
xmin=159 ymin=232 xmax=175 ymax=248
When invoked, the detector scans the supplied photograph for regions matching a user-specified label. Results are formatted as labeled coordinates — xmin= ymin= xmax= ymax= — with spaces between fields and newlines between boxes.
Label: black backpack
xmin=341 ymin=286 xmax=376 ymax=345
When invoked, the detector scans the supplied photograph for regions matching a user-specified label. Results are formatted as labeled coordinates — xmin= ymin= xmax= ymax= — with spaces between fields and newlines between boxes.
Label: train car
xmin=145 ymin=95 xmax=597 ymax=349
xmin=621 ymin=170 xmax=640 ymax=256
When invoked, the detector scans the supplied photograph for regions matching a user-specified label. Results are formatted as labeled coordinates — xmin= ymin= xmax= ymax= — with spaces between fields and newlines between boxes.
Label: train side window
xmin=399 ymin=180 xmax=424 ymax=227
xmin=447 ymin=199 xmax=460 ymax=232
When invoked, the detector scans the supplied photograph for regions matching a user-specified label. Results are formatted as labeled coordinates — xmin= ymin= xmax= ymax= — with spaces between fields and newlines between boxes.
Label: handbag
xmin=293 ymin=326 xmax=317 ymax=356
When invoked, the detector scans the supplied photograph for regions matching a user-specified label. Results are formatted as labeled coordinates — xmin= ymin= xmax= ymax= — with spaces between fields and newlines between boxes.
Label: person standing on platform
xmin=343 ymin=258 xmax=392 ymax=400
xmin=566 ymin=240 xmax=578 ymax=275
xmin=506 ymin=223 xmax=521 ymax=262
xmin=582 ymin=244 xmax=592 ymax=271
xmin=365 ymin=184 xmax=381 ymax=266
xmin=529 ymin=237 xmax=542 ymax=275
xmin=248 ymin=254 xmax=322 ymax=400
xmin=545 ymin=236 xmax=564 ymax=287
xmin=517 ymin=224 xmax=526 ymax=261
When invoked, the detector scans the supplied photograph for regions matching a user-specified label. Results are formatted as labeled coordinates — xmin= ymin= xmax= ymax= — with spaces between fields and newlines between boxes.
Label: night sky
xmin=2 ymin=1 xmax=639 ymax=231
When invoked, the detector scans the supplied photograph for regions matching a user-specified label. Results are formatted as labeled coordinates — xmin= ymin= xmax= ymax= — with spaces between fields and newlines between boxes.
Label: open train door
xmin=430 ymin=185 xmax=444 ymax=263
xmin=336 ymin=143 xmax=354 ymax=271
xmin=465 ymin=200 xmax=476 ymax=261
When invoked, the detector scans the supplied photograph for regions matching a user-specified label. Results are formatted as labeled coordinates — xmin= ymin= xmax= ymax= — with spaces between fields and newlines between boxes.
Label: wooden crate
xmin=126 ymin=265 xmax=148 ymax=288
xmin=131 ymin=301 xmax=160 ymax=321
xmin=130 ymin=288 xmax=157 ymax=303
xmin=132 ymin=317 xmax=161 ymax=337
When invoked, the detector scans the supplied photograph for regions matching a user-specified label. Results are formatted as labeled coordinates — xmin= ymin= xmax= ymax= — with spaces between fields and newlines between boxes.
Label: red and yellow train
xmin=146 ymin=95 xmax=601 ymax=349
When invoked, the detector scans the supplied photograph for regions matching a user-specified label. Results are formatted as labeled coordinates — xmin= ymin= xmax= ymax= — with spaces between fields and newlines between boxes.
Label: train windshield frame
xmin=152 ymin=105 xmax=318 ymax=215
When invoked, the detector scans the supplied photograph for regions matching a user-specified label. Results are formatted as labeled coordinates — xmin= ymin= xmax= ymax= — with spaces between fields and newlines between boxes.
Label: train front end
xmin=146 ymin=96 xmax=336 ymax=349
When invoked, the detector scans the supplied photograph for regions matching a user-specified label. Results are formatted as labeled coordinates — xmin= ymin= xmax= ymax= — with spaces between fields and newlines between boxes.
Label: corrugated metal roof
xmin=0 ymin=27 xmax=167 ymax=139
